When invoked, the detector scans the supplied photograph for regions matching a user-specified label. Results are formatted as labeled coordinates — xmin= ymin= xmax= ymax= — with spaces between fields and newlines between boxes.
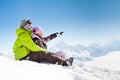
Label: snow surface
xmin=0 ymin=51 xmax=120 ymax=80
xmin=85 ymin=51 xmax=120 ymax=71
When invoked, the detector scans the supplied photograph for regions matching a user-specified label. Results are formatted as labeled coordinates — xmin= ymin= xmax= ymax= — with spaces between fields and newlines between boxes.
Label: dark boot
xmin=62 ymin=57 xmax=74 ymax=66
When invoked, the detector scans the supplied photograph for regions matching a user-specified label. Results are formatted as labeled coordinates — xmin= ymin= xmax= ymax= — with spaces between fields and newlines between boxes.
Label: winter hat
xmin=32 ymin=27 xmax=43 ymax=35
xmin=20 ymin=19 xmax=32 ymax=30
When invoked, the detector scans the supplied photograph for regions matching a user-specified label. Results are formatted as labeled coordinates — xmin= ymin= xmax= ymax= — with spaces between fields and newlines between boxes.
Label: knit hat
xmin=20 ymin=19 xmax=32 ymax=30
xmin=32 ymin=27 xmax=43 ymax=35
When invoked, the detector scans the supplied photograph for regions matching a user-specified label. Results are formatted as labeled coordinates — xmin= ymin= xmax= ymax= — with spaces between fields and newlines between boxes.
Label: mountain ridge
xmin=49 ymin=40 xmax=120 ymax=61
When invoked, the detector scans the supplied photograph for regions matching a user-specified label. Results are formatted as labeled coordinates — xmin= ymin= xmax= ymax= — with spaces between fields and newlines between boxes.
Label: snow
xmin=85 ymin=51 xmax=120 ymax=71
xmin=0 ymin=56 xmax=73 ymax=80
xmin=0 ymin=51 xmax=120 ymax=80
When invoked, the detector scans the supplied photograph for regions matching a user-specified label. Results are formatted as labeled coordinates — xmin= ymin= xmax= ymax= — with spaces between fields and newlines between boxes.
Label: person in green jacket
xmin=13 ymin=19 xmax=71 ymax=66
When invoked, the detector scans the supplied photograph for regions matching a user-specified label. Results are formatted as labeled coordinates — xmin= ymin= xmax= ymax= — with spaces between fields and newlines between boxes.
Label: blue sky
xmin=0 ymin=0 xmax=120 ymax=54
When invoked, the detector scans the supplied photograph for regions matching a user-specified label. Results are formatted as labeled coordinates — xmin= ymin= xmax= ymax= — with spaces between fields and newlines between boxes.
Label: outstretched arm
xmin=43 ymin=31 xmax=64 ymax=43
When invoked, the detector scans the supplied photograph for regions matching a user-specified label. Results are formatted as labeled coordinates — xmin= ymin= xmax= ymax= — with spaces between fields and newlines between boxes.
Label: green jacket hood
xmin=16 ymin=27 xmax=31 ymax=36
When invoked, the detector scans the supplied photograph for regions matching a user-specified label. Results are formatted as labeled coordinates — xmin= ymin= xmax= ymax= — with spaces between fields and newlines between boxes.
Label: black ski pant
xmin=20 ymin=52 xmax=67 ymax=66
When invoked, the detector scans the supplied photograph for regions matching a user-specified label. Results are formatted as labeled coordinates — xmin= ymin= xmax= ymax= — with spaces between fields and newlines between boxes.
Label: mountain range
xmin=49 ymin=40 xmax=120 ymax=61
xmin=1 ymin=40 xmax=120 ymax=62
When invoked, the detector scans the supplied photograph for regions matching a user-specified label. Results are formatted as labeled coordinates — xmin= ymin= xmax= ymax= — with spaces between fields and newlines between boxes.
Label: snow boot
xmin=62 ymin=57 xmax=74 ymax=66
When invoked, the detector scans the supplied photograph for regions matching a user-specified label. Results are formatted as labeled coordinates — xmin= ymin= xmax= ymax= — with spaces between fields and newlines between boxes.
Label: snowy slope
xmin=85 ymin=51 xmax=120 ymax=70
xmin=0 ymin=55 xmax=74 ymax=80
xmin=0 ymin=51 xmax=120 ymax=80
xmin=82 ymin=51 xmax=120 ymax=80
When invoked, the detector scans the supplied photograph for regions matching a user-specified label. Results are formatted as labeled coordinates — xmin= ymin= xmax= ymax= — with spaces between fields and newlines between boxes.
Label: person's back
xmin=13 ymin=19 xmax=49 ymax=60
xmin=13 ymin=27 xmax=31 ymax=60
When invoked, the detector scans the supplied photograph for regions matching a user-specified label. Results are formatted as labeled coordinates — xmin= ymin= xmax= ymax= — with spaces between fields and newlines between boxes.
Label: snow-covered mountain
xmin=0 ymin=53 xmax=2 ymax=55
xmin=0 ymin=51 xmax=120 ymax=80
xmin=49 ymin=40 xmax=120 ymax=61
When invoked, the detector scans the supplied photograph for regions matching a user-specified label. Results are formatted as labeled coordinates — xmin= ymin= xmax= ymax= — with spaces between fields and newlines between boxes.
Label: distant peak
xmin=55 ymin=41 xmax=67 ymax=46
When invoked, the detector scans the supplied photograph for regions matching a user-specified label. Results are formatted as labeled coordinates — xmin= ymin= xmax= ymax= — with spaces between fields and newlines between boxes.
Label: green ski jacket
xmin=13 ymin=27 xmax=49 ymax=60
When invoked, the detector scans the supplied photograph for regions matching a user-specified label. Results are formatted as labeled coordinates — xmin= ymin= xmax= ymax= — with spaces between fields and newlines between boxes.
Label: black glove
xmin=57 ymin=31 xmax=64 ymax=37
xmin=59 ymin=31 xmax=64 ymax=35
